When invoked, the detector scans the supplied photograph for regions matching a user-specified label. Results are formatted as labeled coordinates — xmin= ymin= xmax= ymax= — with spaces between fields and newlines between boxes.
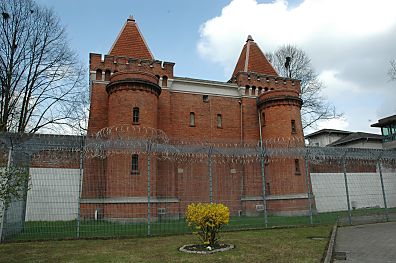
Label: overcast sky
xmin=37 ymin=0 xmax=396 ymax=135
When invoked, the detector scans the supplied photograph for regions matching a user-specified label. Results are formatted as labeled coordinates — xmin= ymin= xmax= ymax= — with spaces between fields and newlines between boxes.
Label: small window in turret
xmin=291 ymin=120 xmax=296 ymax=133
xmin=217 ymin=114 xmax=222 ymax=128
xmin=131 ymin=154 xmax=139 ymax=175
xmin=133 ymin=107 xmax=139 ymax=124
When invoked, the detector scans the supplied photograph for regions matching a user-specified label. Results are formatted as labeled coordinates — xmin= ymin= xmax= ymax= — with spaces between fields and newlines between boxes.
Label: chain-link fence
xmin=0 ymin=131 xmax=395 ymax=242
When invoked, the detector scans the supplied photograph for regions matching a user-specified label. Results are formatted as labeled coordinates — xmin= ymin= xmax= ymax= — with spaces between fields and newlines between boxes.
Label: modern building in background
xmin=80 ymin=17 xmax=310 ymax=220
xmin=371 ymin=115 xmax=396 ymax=150
xmin=305 ymin=129 xmax=383 ymax=149
xmin=305 ymin=114 xmax=396 ymax=150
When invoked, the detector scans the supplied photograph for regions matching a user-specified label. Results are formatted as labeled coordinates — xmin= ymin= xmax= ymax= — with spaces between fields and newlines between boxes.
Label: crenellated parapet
xmin=89 ymin=53 xmax=175 ymax=82
xmin=230 ymin=72 xmax=301 ymax=96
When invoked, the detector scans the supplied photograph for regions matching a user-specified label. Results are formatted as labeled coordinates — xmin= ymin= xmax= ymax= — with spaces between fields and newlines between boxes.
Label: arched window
xmin=131 ymin=154 xmax=139 ymax=174
xmin=245 ymin=85 xmax=250 ymax=95
xmin=133 ymin=107 xmax=139 ymax=124
xmin=189 ymin=112 xmax=195 ymax=127
xmin=96 ymin=69 xmax=102 ymax=80
xmin=155 ymin=75 xmax=160 ymax=84
xmin=291 ymin=120 xmax=296 ymax=133
xmin=104 ymin=70 xmax=111 ymax=81
xmin=162 ymin=76 xmax=168 ymax=87
xmin=217 ymin=114 xmax=222 ymax=128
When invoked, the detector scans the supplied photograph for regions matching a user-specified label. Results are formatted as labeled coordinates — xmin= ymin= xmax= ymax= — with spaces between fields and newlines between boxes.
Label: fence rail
xmin=0 ymin=133 xmax=395 ymax=242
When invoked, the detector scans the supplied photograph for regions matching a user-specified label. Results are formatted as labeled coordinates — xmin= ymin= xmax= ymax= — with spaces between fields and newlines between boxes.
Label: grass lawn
xmin=7 ymin=212 xmax=338 ymax=241
xmin=0 ymin=225 xmax=331 ymax=263
xmin=6 ymin=207 xmax=391 ymax=242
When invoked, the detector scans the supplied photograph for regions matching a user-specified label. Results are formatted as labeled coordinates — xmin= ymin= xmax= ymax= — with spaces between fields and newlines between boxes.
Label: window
xmin=291 ymin=120 xmax=296 ymax=133
xmin=217 ymin=114 xmax=222 ymax=128
xmin=266 ymin=182 xmax=271 ymax=195
xmin=189 ymin=112 xmax=195 ymax=127
xmin=203 ymin=95 xmax=209 ymax=102
xmin=295 ymin=159 xmax=301 ymax=175
xmin=133 ymin=107 xmax=139 ymax=124
xmin=131 ymin=154 xmax=139 ymax=174
xmin=104 ymin=70 xmax=111 ymax=81
xmin=382 ymin=126 xmax=390 ymax=136
xmin=162 ymin=76 xmax=168 ymax=87
xmin=95 ymin=69 xmax=102 ymax=80
xmin=245 ymin=85 xmax=250 ymax=95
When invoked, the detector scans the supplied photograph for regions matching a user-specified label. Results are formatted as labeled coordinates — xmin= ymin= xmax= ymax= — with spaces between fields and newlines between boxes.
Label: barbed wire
xmin=0 ymin=129 xmax=395 ymax=165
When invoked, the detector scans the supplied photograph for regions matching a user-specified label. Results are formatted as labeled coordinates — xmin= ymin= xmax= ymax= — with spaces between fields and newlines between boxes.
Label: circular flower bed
xmin=179 ymin=243 xmax=234 ymax=254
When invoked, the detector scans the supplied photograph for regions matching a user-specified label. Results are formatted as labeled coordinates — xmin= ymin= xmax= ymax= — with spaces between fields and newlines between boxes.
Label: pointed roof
xmin=109 ymin=16 xmax=154 ymax=60
xmin=232 ymin=35 xmax=278 ymax=77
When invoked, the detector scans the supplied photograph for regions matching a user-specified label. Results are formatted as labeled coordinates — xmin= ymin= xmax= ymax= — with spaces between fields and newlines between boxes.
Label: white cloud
xmin=318 ymin=117 xmax=349 ymax=131
xmin=318 ymin=70 xmax=361 ymax=98
xmin=197 ymin=0 xmax=396 ymax=132
xmin=198 ymin=0 xmax=396 ymax=67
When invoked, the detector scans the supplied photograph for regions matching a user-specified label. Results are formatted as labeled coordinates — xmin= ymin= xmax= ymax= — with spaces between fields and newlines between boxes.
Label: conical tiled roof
xmin=109 ymin=16 xmax=154 ymax=60
xmin=232 ymin=35 xmax=278 ymax=77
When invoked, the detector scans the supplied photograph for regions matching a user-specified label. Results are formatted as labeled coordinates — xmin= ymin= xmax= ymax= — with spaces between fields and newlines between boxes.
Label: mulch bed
xmin=179 ymin=243 xmax=234 ymax=254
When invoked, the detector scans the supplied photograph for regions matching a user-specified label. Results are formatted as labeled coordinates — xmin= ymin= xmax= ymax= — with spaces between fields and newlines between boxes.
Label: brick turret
xmin=82 ymin=17 xmax=175 ymax=218
xmin=232 ymin=36 xmax=309 ymax=214
xmin=87 ymin=16 xmax=174 ymax=135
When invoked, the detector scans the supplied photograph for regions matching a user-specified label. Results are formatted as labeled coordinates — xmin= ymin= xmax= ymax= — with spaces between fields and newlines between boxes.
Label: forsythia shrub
xmin=186 ymin=203 xmax=230 ymax=246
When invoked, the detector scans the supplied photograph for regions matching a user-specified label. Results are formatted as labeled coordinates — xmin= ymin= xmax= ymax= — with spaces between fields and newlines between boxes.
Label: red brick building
xmin=80 ymin=17 xmax=310 ymax=220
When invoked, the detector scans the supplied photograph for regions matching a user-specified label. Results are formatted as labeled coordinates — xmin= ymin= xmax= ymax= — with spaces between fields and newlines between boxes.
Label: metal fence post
xmin=342 ymin=158 xmax=352 ymax=225
xmin=76 ymin=137 xmax=84 ymax=238
xmin=304 ymin=154 xmax=313 ymax=225
xmin=208 ymin=146 xmax=213 ymax=203
xmin=377 ymin=160 xmax=389 ymax=222
xmin=257 ymin=110 xmax=267 ymax=226
xmin=147 ymin=150 xmax=151 ymax=236
xmin=259 ymin=148 xmax=268 ymax=228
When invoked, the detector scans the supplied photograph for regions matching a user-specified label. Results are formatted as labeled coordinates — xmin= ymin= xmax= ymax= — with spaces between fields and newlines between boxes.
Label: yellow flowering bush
xmin=186 ymin=203 xmax=230 ymax=246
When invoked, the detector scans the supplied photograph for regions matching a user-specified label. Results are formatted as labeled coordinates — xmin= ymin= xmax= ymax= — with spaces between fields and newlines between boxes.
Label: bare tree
xmin=267 ymin=45 xmax=341 ymax=130
xmin=0 ymin=167 xmax=29 ymax=219
xmin=0 ymin=0 xmax=87 ymax=134
xmin=389 ymin=59 xmax=396 ymax=81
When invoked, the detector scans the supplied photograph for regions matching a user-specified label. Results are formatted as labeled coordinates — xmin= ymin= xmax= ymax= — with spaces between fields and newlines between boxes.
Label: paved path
xmin=333 ymin=222 xmax=396 ymax=262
